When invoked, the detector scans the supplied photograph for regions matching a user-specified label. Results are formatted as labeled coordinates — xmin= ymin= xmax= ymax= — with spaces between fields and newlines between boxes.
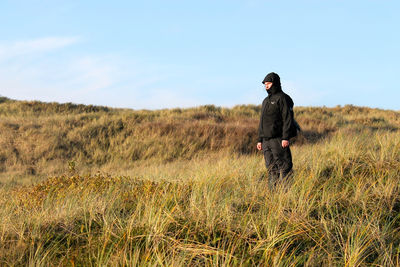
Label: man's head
xmin=262 ymin=72 xmax=281 ymax=93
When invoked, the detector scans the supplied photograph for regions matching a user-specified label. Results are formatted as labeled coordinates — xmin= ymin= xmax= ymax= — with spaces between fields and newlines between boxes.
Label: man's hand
xmin=257 ymin=142 xmax=262 ymax=151
xmin=282 ymin=140 xmax=289 ymax=148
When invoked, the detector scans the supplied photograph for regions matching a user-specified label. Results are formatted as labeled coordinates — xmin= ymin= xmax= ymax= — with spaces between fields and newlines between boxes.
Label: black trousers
xmin=262 ymin=137 xmax=293 ymax=188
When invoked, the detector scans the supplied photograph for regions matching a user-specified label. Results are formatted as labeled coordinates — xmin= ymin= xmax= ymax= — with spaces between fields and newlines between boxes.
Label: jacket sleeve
xmin=257 ymin=112 xmax=262 ymax=143
xmin=280 ymin=95 xmax=294 ymax=140
xmin=258 ymin=99 xmax=265 ymax=143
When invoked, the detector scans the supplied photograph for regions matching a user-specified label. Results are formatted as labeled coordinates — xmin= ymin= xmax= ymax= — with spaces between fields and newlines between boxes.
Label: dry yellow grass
xmin=0 ymin=97 xmax=399 ymax=265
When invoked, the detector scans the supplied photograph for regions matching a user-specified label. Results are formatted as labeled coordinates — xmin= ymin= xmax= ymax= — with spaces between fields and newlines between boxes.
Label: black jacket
xmin=258 ymin=73 xmax=295 ymax=142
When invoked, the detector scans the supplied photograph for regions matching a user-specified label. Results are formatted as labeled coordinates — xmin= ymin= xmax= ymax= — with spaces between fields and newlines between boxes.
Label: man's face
xmin=264 ymin=82 xmax=273 ymax=90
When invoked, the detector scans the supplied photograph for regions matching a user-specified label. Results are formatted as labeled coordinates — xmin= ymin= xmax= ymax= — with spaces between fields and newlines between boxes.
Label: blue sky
xmin=0 ymin=0 xmax=399 ymax=110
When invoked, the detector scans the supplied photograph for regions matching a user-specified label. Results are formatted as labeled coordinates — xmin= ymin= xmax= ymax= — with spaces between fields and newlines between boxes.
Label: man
xmin=257 ymin=72 xmax=296 ymax=189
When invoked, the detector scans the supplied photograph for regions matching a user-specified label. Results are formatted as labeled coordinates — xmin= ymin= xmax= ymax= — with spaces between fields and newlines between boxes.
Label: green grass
xmin=0 ymin=98 xmax=399 ymax=265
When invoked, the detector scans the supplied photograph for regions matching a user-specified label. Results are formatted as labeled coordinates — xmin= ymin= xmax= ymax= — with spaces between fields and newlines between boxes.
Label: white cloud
xmin=0 ymin=55 xmax=130 ymax=106
xmin=0 ymin=36 xmax=220 ymax=109
xmin=0 ymin=36 xmax=80 ymax=60
xmin=0 ymin=36 xmax=126 ymax=105
xmin=0 ymin=36 xmax=196 ymax=109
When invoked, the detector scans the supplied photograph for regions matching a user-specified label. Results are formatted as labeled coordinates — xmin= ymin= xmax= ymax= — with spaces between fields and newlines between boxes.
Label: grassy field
xmin=0 ymin=96 xmax=399 ymax=266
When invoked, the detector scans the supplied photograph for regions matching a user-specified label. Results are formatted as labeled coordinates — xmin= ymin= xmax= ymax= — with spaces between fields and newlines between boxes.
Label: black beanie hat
xmin=262 ymin=72 xmax=280 ymax=84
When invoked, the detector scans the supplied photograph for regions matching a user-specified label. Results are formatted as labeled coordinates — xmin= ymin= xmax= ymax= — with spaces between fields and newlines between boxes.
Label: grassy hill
xmin=0 ymin=97 xmax=399 ymax=265
xmin=1 ymin=96 xmax=398 ymax=184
